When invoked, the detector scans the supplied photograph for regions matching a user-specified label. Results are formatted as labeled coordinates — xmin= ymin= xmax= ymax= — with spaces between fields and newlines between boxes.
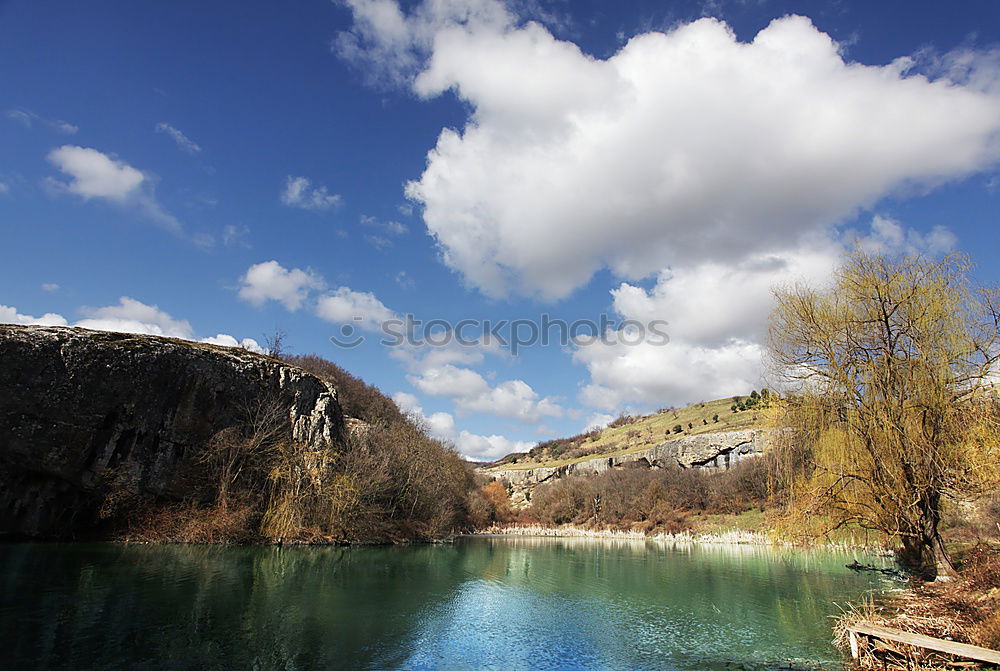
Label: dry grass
xmin=486 ymin=396 xmax=764 ymax=471
xmin=97 ymin=368 xmax=487 ymax=545
xmin=834 ymin=544 xmax=1000 ymax=669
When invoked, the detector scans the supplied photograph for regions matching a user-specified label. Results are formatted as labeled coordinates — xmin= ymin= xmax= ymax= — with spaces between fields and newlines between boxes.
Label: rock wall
xmin=483 ymin=429 xmax=766 ymax=506
xmin=0 ymin=325 xmax=344 ymax=538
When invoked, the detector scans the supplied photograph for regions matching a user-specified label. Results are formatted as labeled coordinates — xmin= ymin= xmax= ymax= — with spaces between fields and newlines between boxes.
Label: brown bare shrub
xmin=102 ymin=355 xmax=482 ymax=544
xmin=527 ymin=455 xmax=778 ymax=533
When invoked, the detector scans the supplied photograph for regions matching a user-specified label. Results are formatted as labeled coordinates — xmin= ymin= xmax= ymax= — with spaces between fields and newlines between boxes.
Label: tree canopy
xmin=768 ymin=251 xmax=1000 ymax=579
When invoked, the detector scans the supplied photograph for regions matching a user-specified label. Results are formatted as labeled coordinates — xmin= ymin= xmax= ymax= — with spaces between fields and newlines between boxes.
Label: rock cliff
xmin=483 ymin=429 xmax=766 ymax=506
xmin=0 ymin=325 xmax=344 ymax=538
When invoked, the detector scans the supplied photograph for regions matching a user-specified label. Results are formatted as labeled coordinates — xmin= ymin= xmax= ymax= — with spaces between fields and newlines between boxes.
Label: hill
xmin=0 ymin=325 xmax=495 ymax=543
xmin=488 ymin=392 xmax=771 ymax=471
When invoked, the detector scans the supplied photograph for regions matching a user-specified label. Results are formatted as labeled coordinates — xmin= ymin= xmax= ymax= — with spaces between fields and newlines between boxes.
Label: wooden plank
xmin=848 ymin=623 xmax=1000 ymax=665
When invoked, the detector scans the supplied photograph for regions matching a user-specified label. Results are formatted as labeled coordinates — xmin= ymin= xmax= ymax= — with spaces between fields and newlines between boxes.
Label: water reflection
xmin=0 ymin=539 xmax=889 ymax=670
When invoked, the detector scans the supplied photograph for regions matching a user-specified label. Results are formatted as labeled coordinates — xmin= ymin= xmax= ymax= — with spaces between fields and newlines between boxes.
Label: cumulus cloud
xmin=315 ymin=286 xmax=397 ymax=331
xmin=334 ymin=2 xmax=1000 ymax=412
xmin=334 ymin=0 xmax=515 ymax=87
xmin=406 ymin=363 xmax=562 ymax=424
xmin=41 ymin=283 xmax=59 ymax=292
xmin=155 ymin=122 xmax=201 ymax=153
xmin=199 ymin=333 xmax=265 ymax=353
xmin=47 ymin=146 xmax=144 ymax=202
xmin=237 ymin=260 xmax=325 ymax=311
xmin=0 ymin=305 xmax=68 ymax=326
xmin=281 ymin=176 xmax=342 ymax=212
xmin=570 ymin=217 xmax=958 ymax=410
xmin=75 ymin=297 xmax=194 ymax=339
xmin=393 ymin=391 xmax=534 ymax=460
xmin=308 ymin=279 xmax=558 ymax=425
xmin=571 ymin=243 xmax=840 ymax=409
xmin=46 ymin=145 xmax=184 ymax=235
xmin=583 ymin=412 xmax=615 ymax=432
xmin=340 ymin=4 xmax=1000 ymax=299
xmin=2 ymin=299 xmax=263 ymax=354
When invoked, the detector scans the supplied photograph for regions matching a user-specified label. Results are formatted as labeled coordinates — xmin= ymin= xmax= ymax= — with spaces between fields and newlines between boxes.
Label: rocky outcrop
xmin=0 ymin=325 xmax=344 ymax=538
xmin=483 ymin=429 xmax=766 ymax=506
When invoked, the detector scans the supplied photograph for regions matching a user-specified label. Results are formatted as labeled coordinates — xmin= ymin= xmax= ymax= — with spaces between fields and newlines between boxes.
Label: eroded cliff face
xmin=0 ymin=325 xmax=344 ymax=538
xmin=483 ymin=429 xmax=767 ymax=506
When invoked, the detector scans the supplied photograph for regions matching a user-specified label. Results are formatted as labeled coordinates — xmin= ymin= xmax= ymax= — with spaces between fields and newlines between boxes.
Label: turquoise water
xmin=0 ymin=537 xmax=890 ymax=670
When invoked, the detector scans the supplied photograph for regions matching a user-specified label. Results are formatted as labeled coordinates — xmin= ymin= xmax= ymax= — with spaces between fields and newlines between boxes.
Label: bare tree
xmin=262 ymin=327 xmax=288 ymax=360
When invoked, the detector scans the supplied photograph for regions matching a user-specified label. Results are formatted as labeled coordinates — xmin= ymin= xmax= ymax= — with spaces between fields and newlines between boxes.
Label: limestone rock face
xmin=484 ymin=429 xmax=766 ymax=506
xmin=0 ymin=325 xmax=344 ymax=538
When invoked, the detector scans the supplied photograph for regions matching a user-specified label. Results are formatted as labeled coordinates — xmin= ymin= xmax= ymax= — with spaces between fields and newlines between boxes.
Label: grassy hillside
xmin=486 ymin=393 xmax=769 ymax=471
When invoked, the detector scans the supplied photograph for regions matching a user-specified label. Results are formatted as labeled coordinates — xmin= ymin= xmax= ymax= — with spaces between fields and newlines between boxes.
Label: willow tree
xmin=768 ymin=251 xmax=1000 ymax=580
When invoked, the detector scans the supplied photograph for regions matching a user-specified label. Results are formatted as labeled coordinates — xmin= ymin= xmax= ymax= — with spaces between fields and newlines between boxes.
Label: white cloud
xmin=335 ymin=0 xmax=515 ymax=87
xmin=458 ymin=378 xmax=563 ymax=423
xmin=406 ymin=362 xmax=563 ymax=424
xmin=393 ymin=391 xmax=533 ymax=460
xmin=7 ymin=108 xmax=78 ymax=134
xmin=365 ymin=234 xmax=392 ymax=250
xmin=222 ymin=224 xmax=251 ymax=248
xmin=280 ymin=176 xmax=342 ymax=212
xmin=395 ymin=270 xmax=415 ymax=289
xmin=0 ymin=183 xmax=9 ymax=196
xmin=6 ymin=109 xmax=32 ymax=127
xmin=570 ymin=218 xmax=954 ymax=410
xmin=570 ymin=243 xmax=840 ymax=409
xmin=360 ymin=215 xmax=408 ymax=250
xmin=47 ymin=146 xmax=144 ymax=202
xmin=0 ymin=305 xmax=68 ymax=327
xmin=410 ymin=363 xmax=490 ymax=397
xmin=848 ymin=215 xmax=957 ymax=257
xmin=576 ymin=338 xmax=765 ymax=412
xmin=46 ymin=145 xmax=183 ymax=235
xmin=583 ymin=412 xmax=615 ymax=432
xmin=237 ymin=260 xmax=325 ymax=311
xmin=2 ymin=300 xmax=263 ymax=356
xmin=315 ymin=286 xmax=397 ymax=332
xmin=155 ymin=122 xmax=202 ymax=154
xmin=41 ymin=283 xmax=59 ymax=292
xmin=75 ymin=297 xmax=194 ymax=339
xmin=341 ymin=5 xmax=1000 ymax=299
xmin=361 ymin=214 xmax=408 ymax=235
xmin=199 ymin=333 xmax=265 ymax=353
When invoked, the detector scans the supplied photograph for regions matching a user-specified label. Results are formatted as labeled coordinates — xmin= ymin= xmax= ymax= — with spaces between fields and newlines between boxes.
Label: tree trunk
xmin=898 ymin=491 xmax=957 ymax=581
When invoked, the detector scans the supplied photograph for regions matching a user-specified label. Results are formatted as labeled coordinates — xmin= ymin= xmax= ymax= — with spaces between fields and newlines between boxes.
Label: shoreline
xmin=467 ymin=524 xmax=893 ymax=553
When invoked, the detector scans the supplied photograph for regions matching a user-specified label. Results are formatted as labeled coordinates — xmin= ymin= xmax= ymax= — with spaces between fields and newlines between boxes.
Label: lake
xmin=0 ymin=537 xmax=890 ymax=670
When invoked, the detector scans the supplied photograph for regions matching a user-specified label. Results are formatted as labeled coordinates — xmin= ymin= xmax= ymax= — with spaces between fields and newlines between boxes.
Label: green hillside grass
xmin=485 ymin=393 xmax=769 ymax=471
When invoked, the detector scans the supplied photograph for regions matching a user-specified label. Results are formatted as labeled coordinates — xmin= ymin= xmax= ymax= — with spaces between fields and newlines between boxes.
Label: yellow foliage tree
xmin=768 ymin=251 xmax=1000 ymax=580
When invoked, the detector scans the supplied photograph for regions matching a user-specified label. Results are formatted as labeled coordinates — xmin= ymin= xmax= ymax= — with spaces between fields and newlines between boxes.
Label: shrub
xmin=106 ymin=354 xmax=482 ymax=544
xmin=526 ymin=453 xmax=778 ymax=533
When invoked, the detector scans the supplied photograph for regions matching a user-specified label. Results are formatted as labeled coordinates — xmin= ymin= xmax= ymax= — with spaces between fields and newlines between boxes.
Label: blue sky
xmin=3 ymin=0 xmax=999 ymax=460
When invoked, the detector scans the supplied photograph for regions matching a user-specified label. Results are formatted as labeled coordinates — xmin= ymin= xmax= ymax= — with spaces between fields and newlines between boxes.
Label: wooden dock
xmin=847 ymin=623 xmax=1000 ymax=667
